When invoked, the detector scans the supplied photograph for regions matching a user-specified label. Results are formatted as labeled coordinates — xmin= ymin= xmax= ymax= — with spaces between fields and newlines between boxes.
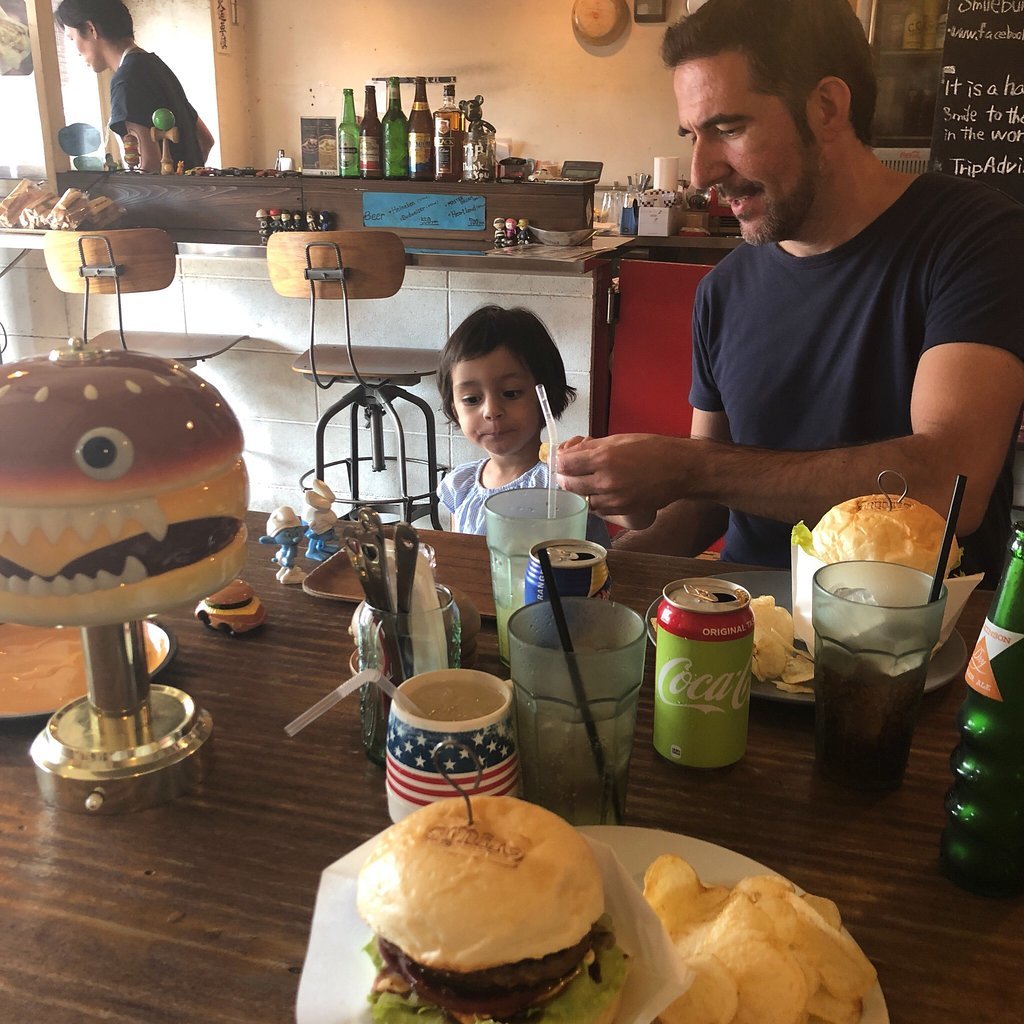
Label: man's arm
xmin=559 ymin=343 xmax=1024 ymax=535
xmin=125 ymin=121 xmax=162 ymax=172
xmin=195 ymin=116 xmax=214 ymax=165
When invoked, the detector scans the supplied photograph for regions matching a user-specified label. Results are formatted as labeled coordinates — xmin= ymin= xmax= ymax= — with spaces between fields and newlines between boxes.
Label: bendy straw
xmin=536 ymin=384 xmax=558 ymax=519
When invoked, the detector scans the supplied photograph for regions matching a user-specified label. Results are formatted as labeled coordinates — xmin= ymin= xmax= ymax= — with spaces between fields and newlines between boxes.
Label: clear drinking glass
xmin=483 ymin=488 xmax=587 ymax=664
xmin=508 ymin=597 xmax=646 ymax=825
xmin=355 ymin=584 xmax=461 ymax=766
xmin=812 ymin=561 xmax=946 ymax=790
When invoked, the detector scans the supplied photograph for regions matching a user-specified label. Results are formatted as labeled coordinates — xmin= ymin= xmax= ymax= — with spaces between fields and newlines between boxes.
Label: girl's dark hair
xmin=438 ymin=305 xmax=576 ymax=423
xmin=661 ymin=0 xmax=876 ymax=145
xmin=55 ymin=0 xmax=134 ymax=39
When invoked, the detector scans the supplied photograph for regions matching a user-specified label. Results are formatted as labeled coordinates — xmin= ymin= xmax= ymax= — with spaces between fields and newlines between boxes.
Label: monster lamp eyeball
xmin=0 ymin=342 xmax=249 ymax=627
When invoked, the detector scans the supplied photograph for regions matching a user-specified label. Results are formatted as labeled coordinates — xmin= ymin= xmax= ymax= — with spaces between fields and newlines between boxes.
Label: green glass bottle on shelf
xmin=408 ymin=76 xmax=434 ymax=180
xmin=382 ymin=76 xmax=408 ymax=180
xmin=940 ymin=523 xmax=1024 ymax=897
xmin=359 ymin=82 xmax=382 ymax=180
xmin=338 ymin=88 xmax=359 ymax=178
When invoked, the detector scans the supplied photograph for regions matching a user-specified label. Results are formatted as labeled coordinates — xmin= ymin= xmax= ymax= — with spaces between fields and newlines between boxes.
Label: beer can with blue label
xmin=524 ymin=539 xmax=611 ymax=604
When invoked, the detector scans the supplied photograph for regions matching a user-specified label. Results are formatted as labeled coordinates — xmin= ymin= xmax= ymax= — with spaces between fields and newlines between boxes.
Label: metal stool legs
xmin=306 ymin=381 xmax=443 ymax=530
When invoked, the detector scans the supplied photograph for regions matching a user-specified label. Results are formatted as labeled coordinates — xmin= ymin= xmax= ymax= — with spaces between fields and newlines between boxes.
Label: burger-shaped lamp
xmin=0 ymin=340 xmax=248 ymax=813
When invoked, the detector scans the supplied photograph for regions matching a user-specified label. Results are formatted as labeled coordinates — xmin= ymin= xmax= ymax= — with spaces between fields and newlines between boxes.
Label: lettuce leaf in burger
xmin=356 ymin=795 xmax=630 ymax=1024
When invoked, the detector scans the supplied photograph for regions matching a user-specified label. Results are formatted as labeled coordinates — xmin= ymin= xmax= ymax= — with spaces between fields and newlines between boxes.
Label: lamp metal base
xmin=30 ymin=683 xmax=213 ymax=814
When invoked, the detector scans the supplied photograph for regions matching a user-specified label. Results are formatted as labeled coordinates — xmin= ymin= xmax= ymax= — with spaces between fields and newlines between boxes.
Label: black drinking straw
xmin=930 ymin=474 xmax=967 ymax=603
xmin=536 ymin=546 xmax=620 ymax=818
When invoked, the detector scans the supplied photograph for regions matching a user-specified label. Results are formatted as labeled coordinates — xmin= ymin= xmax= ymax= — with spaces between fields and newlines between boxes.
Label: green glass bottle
xmin=940 ymin=523 xmax=1024 ymax=897
xmin=338 ymin=88 xmax=359 ymax=178
xmin=382 ymin=76 xmax=408 ymax=180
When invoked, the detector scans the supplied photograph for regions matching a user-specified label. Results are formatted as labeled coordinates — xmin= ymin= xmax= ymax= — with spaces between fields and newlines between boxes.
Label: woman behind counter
xmin=56 ymin=0 xmax=214 ymax=172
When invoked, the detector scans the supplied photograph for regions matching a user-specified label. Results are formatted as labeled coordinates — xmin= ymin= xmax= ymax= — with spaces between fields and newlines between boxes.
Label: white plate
xmin=296 ymin=824 xmax=886 ymax=1024
xmin=646 ymin=571 xmax=968 ymax=705
xmin=579 ymin=826 xmax=889 ymax=1024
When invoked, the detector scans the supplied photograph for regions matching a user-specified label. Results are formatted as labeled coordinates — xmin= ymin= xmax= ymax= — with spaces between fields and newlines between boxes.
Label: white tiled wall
xmin=0 ymin=247 xmax=600 ymax=516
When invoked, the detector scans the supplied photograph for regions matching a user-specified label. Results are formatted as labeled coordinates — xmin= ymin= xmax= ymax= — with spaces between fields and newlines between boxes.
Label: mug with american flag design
xmin=386 ymin=669 xmax=519 ymax=823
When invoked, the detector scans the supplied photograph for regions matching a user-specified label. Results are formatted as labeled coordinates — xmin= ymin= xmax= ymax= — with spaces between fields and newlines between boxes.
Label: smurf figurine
xmin=302 ymin=479 xmax=340 ymax=562
xmin=259 ymin=506 xmax=307 ymax=584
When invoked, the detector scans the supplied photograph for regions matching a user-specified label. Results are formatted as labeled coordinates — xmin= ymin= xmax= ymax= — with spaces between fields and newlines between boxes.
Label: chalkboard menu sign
xmin=929 ymin=1 xmax=1024 ymax=203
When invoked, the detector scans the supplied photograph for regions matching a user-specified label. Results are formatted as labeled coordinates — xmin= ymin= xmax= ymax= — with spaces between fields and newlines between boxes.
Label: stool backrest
xmin=266 ymin=230 xmax=406 ymax=300
xmin=43 ymin=228 xmax=177 ymax=296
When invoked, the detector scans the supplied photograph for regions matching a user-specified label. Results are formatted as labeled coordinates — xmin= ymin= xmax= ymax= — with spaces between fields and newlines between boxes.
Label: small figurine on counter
xmin=517 ymin=218 xmax=531 ymax=245
xmin=306 ymin=209 xmax=318 ymax=231
xmin=103 ymin=152 xmax=120 ymax=173
xmin=122 ymin=132 xmax=141 ymax=171
xmin=318 ymin=210 xmax=334 ymax=231
xmin=256 ymin=208 xmax=270 ymax=245
xmin=175 ymin=160 xmax=185 ymax=175
xmin=504 ymin=217 xmax=518 ymax=245
xmin=150 ymin=107 xmax=179 ymax=175
xmin=195 ymin=579 xmax=266 ymax=636
xmin=259 ymin=506 xmax=307 ymax=584
xmin=302 ymin=479 xmax=341 ymax=562
xmin=493 ymin=216 xmax=507 ymax=248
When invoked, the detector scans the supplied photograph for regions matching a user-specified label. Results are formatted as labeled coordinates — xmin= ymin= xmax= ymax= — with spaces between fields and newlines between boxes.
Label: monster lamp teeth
xmin=0 ymin=499 xmax=168 ymax=548
xmin=7 ymin=555 xmax=151 ymax=597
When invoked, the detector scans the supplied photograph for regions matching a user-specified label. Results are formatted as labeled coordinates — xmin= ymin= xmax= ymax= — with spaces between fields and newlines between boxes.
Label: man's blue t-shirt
xmin=690 ymin=173 xmax=1024 ymax=582
xmin=109 ymin=51 xmax=204 ymax=170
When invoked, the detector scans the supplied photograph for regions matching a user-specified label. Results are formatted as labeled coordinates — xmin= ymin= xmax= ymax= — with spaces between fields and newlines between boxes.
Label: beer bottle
xmin=433 ymin=82 xmax=463 ymax=182
xmin=940 ymin=524 xmax=1024 ymax=897
xmin=408 ymin=76 xmax=434 ymax=180
xmin=338 ymin=88 xmax=359 ymax=179
xmin=382 ymin=76 xmax=408 ymax=180
xmin=359 ymin=83 xmax=382 ymax=180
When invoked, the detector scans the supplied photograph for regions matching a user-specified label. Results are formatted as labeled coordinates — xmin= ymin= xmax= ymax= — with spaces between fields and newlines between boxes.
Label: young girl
xmin=437 ymin=305 xmax=628 ymax=540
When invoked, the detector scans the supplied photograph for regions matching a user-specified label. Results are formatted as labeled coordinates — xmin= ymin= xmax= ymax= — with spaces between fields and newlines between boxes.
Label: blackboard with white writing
xmin=929 ymin=0 xmax=1024 ymax=203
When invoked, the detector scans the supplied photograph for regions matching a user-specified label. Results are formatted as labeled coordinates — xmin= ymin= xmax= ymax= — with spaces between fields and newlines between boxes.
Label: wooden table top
xmin=1 ymin=512 xmax=1020 ymax=1023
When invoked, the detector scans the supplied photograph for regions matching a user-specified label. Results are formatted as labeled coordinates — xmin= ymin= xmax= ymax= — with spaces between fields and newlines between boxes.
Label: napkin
xmin=295 ymin=833 xmax=692 ymax=1024
xmin=790 ymin=544 xmax=982 ymax=652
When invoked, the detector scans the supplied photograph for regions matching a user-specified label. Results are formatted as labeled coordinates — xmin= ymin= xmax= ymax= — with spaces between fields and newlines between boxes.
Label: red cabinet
xmin=607 ymin=260 xmax=713 ymax=437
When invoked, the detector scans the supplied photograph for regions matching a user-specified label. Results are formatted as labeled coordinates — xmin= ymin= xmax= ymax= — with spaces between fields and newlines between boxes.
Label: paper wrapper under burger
xmin=790 ymin=543 xmax=982 ymax=653
xmin=296 ymin=834 xmax=692 ymax=1024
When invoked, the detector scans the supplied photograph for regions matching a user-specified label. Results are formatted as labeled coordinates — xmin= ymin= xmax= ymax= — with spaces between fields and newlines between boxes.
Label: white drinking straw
xmin=283 ymin=670 xmax=427 ymax=737
xmin=536 ymin=384 xmax=558 ymax=519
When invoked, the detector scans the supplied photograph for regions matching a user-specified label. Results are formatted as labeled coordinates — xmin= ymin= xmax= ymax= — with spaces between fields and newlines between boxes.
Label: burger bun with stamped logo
xmin=356 ymin=794 xmax=628 ymax=1022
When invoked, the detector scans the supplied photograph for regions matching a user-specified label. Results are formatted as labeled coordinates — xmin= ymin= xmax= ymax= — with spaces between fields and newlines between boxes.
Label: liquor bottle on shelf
xmin=382 ymin=76 xmax=408 ymax=180
xmin=922 ymin=0 xmax=941 ymax=48
xmin=940 ymin=524 xmax=1024 ymax=897
xmin=408 ymin=76 xmax=434 ymax=180
xmin=902 ymin=0 xmax=924 ymax=49
xmin=433 ymin=82 xmax=464 ymax=183
xmin=338 ymin=88 xmax=359 ymax=179
xmin=359 ymin=83 xmax=382 ymax=180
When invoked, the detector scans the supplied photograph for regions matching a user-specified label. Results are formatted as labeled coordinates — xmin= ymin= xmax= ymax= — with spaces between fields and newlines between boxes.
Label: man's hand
xmin=557 ymin=434 xmax=688 ymax=516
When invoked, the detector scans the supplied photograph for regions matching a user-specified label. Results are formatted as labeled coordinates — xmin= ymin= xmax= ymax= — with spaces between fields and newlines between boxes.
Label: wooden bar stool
xmin=43 ymin=228 xmax=247 ymax=365
xmin=266 ymin=229 xmax=443 ymax=528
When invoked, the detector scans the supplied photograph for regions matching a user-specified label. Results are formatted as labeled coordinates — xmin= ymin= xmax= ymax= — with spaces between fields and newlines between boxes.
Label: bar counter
xmin=0 ymin=513 xmax=1019 ymax=1023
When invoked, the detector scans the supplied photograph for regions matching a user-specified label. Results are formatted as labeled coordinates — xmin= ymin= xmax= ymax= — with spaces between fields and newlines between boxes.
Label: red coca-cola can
xmin=653 ymin=578 xmax=754 ymax=768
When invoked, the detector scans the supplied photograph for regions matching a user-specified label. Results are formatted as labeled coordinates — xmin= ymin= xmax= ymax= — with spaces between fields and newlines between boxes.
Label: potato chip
xmin=644 ymin=854 xmax=730 ymax=957
xmin=807 ymin=986 xmax=863 ymax=1024
xmin=749 ymin=595 xmax=814 ymax=691
xmin=707 ymin=931 xmax=808 ymax=1024
xmin=657 ymin=953 xmax=739 ymax=1024
xmin=645 ymin=854 xmax=876 ymax=1024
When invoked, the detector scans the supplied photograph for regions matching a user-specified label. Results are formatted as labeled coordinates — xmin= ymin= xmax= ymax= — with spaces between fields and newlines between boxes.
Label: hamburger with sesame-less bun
xmin=793 ymin=493 xmax=960 ymax=576
xmin=356 ymin=795 xmax=629 ymax=1023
